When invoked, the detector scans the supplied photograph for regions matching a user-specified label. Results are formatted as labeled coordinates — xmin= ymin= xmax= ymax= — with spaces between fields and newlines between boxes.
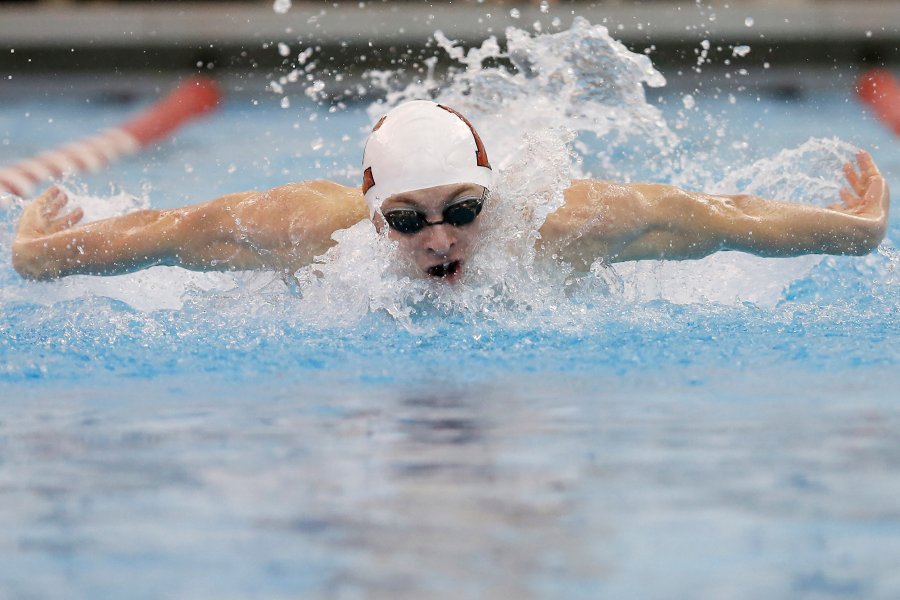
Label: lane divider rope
xmin=0 ymin=75 xmax=221 ymax=198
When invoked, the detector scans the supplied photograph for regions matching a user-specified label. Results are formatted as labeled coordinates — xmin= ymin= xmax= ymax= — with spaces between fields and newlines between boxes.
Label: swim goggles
xmin=382 ymin=189 xmax=486 ymax=235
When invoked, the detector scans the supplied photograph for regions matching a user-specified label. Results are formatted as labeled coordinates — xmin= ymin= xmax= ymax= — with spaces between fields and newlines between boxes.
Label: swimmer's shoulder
xmin=561 ymin=179 xmax=640 ymax=205
xmin=540 ymin=179 xmax=651 ymax=267
xmin=270 ymin=180 xmax=365 ymax=207
xmin=543 ymin=179 xmax=635 ymax=233
xmin=261 ymin=180 xmax=368 ymax=227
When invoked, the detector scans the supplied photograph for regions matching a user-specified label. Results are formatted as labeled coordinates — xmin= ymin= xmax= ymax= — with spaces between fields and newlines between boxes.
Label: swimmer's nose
xmin=422 ymin=224 xmax=456 ymax=256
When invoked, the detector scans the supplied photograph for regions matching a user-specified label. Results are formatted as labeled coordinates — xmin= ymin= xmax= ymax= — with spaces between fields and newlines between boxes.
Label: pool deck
xmin=1 ymin=1 xmax=898 ymax=74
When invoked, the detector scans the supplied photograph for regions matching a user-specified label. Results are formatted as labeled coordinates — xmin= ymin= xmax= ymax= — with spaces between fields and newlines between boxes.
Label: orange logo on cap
xmin=362 ymin=116 xmax=387 ymax=193
xmin=362 ymin=166 xmax=376 ymax=195
xmin=437 ymin=104 xmax=491 ymax=169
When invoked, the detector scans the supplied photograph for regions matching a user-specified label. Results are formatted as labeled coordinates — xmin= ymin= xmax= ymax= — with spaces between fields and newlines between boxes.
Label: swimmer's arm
xmin=11 ymin=186 xmax=265 ymax=279
xmin=550 ymin=151 xmax=889 ymax=265
xmin=11 ymin=182 xmax=366 ymax=280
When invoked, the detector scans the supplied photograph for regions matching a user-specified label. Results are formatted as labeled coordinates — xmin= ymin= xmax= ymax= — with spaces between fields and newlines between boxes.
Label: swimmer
xmin=10 ymin=100 xmax=891 ymax=282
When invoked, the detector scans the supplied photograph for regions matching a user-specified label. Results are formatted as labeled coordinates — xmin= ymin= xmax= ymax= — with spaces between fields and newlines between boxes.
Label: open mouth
xmin=426 ymin=260 xmax=461 ymax=279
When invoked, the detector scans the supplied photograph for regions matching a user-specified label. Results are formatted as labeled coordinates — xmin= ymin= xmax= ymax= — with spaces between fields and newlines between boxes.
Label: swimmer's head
xmin=361 ymin=100 xmax=493 ymax=218
xmin=362 ymin=101 xmax=494 ymax=281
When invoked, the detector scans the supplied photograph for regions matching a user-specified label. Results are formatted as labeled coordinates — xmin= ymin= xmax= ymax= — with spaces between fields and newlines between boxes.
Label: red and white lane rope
xmin=857 ymin=68 xmax=900 ymax=137
xmin=0 ymin=75 xmax=221 ymax=198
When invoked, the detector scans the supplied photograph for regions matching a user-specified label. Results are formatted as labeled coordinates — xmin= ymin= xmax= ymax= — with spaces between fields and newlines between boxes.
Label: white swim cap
xmin=362 ymin=100 xmax=493 ymax=217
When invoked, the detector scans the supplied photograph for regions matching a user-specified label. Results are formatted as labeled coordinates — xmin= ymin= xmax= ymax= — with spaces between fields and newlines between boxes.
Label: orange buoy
xmin=857 ymin=68 xmax=900 ymax=136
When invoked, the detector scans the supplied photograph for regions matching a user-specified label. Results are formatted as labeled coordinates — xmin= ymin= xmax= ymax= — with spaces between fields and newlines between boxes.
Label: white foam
xmin=0 ymin=19 xmax=869 ymax=324
xmin=355 ymin=19 xmax=856 ymax=316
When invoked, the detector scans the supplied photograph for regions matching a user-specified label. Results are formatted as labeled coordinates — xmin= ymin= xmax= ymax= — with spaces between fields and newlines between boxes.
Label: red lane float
xmin=0 ymin=75 xmax=221 ymax=198
xmin=857 ymin=68 xmax=900 ymax=136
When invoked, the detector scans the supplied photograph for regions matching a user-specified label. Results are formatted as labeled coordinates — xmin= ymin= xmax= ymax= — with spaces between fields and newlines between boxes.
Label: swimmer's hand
xmin=12 ymin=186 xmax=85 ymax=279
xmin=17 ymin=186 xmax=85 ymax=235
xmin=827 ymin=150 xmax=890 ymax=241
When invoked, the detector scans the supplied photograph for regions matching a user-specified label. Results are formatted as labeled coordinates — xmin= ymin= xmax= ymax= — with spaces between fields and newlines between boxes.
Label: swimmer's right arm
xmin=11 ymin=181 xmax=367 ymax=280
xmin=11 ymin=186 xmax=266 ymax=279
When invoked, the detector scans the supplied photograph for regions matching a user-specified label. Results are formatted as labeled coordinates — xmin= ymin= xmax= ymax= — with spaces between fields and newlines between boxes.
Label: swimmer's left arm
xmin=657 ymin=151 xmax=888 ymax=260
xmin=549 ymin=151 xmax=889 ymax=265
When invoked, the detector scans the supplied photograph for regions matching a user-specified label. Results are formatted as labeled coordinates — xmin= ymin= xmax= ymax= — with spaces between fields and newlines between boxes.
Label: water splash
xmin=349 ymin=18 xmax=870 ymax=312
xmin=0 ymin=18 xmax=893 ymax=340
xmin=286 ymin=125 xmax=582 ymax=330
xmin=368 ymin=17 xmax=676 ymax=177
xmin=717 ymin=137 xmax=858 ymax=203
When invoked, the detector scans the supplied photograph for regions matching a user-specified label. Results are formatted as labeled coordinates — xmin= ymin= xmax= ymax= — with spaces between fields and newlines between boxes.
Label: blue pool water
xmin=1 ymin=22 xmax=900 ymax=599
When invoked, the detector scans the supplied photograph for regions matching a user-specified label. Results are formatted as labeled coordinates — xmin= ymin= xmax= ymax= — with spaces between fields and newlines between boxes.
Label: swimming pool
xmin=1 ymin=21 xmax=899 ymax=599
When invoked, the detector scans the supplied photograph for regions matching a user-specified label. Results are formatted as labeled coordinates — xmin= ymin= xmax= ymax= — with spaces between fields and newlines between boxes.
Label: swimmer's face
xmin=373 ymin=183 xmax=487 ymax=282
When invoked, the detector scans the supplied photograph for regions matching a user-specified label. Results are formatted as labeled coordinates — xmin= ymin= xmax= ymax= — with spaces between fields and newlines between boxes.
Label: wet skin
xmin=374 ymin=183 xmax=486 ymax=282
xmin=10 ymin=152 xmax=891 ymax=281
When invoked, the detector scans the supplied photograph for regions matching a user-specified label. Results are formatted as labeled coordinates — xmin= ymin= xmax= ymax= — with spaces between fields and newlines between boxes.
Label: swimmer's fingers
xmin=17 ymin=186 xmax=62 ymax=236
xmin=855 ymin=152 xmax=890 ymax=213
xmin=856 ymin=150 xmax=881 ymax=179
xmin=863 ymin=175 xmax=889 ymax=214
xmin=841 ymin=152 xmax=888 ymax=215
xmin=829 ymin=191 xmax=852 ymax=212
xmin=40 ymin=186 xmax=69 ymax=219
xmin=834 ymin=176 xmax=890 ymax=219
xmin=46 ymin=207 xmax=84 ymax=233
xmin=843 ymin=160 xmax=863 ymax=194
xmin=16 ymin=186 xmax=84 ymax=240
xmin=840 ymin=186 xmax=862 ymax=209
xmin=856 ymin=152 xmax=887 ymax=204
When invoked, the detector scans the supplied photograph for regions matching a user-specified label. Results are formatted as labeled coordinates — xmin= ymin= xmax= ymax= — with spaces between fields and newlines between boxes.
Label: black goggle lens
xmin=443 ymin=198 xmax=482 ymax=226
xmin=384 ymin=195 xmax=484 ymax=234
xmin=385 ymin=211 xmax=426 ymax=234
